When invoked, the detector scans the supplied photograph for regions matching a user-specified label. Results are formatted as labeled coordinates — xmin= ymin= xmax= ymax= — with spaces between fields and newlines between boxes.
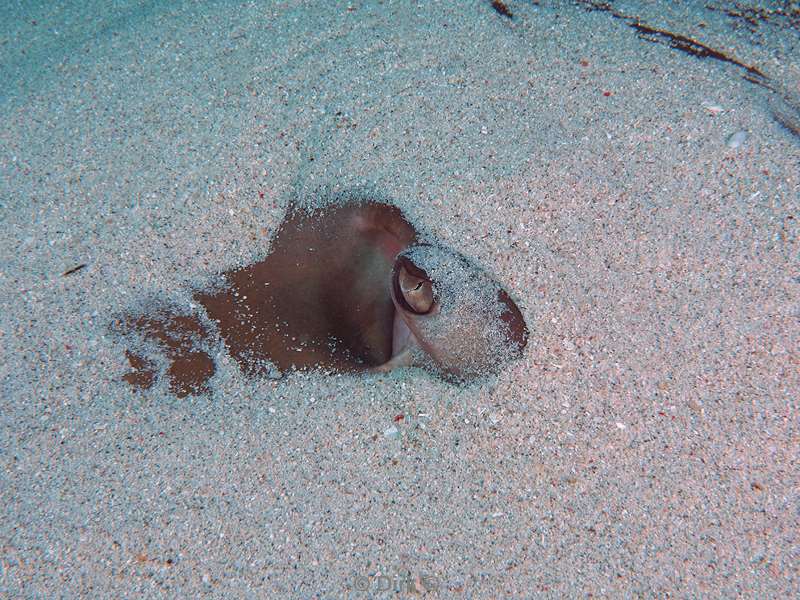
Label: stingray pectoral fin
xmin=498 ymin=288 xmax=529 ymax=354
xmin=351 ymin=203 xmax=417 ymax=262
xmin=371 ymin=347 xmax=417 ymax=373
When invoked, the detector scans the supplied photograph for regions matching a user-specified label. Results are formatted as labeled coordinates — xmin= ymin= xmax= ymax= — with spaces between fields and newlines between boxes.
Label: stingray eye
xmin=399 ymin=269 xmax=434 ymax=314
xmin=393 ymin=257 xmax=435 ymax=315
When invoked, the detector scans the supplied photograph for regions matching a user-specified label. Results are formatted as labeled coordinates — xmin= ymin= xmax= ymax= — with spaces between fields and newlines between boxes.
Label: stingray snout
xmin=386 ymin=245 xmax=528 ymax=380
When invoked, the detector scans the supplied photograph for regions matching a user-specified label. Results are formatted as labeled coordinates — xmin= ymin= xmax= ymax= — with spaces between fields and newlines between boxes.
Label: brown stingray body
xmin=117 ymin=199 xmax=528 ymax=397
xmin=197 ymin=202 xmax=416 ymax=374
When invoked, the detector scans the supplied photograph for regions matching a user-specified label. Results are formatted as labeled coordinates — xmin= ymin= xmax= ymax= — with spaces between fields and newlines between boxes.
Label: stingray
xmin=116 ymin=198 xmax=528 ymax=397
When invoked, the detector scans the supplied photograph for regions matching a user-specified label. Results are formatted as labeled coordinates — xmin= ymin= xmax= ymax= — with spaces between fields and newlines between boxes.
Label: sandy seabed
xmin=1 ymin=0 xmax=797 ymax=597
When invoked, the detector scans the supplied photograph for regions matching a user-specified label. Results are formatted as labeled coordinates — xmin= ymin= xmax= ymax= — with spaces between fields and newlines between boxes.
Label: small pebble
xmin=726 ymin=130 xmax=748 ymax=149
xmin=383 ymin=425 xmax=399 ymax=438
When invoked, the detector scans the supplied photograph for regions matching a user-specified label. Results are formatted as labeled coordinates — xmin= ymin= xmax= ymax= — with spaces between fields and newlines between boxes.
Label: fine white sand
xmin=1 ymin=0 xmax=797 ymax=596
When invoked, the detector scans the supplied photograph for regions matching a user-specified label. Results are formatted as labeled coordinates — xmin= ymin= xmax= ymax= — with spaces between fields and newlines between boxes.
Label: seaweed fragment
xmin=491 ymin=0 xmax=514 ymax=19
xmin=630 ymin=21 xmax=766 ymax=78
xmin=62 ymin=264 xmax=87 ymax=276
xmin=706 ymin=2 xmax=800 ymax=33
xmin=575 ymin=0 xmax=766 ymax=79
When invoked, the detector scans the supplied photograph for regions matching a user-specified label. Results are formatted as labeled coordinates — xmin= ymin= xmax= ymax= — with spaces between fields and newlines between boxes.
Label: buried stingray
xmin=116 ymin=197 xmax=528 ymax=397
